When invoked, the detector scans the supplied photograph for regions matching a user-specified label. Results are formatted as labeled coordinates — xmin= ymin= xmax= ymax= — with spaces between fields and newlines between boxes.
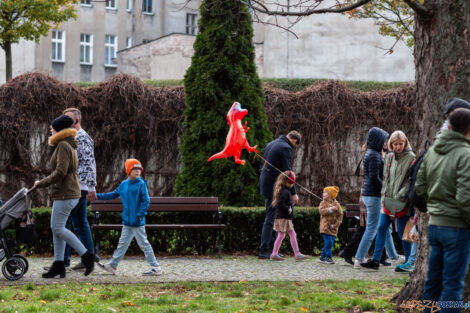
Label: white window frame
xmin=126 ymin=0 xmax=132 ymax=12
xmin=80 ymin=33 xmax=93 ymax=65
xmin=186 ymin=13 xmax=197 ymax=35
xmin=126 ymin=36 xmax=133 ymax=48
xmin=106 ymin=0 xmax=117 ymax=10
xmin=80 ymin=0 xmax=92 ymax=7
xmin=51 ymin=30 xmax=66 ymax=63
xmin=143 ymin=0 xmax=153 ymax=14
xmin=104 ymin=35 xmax=118 ymax=67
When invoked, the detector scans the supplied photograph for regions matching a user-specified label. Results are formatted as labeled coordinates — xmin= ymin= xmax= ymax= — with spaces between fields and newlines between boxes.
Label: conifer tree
xmin=175 ymin=0 xmax=272 ymax=206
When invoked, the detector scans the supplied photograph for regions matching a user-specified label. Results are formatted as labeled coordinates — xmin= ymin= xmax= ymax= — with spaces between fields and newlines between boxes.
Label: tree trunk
xmin=392 ymin=1 xmax=470 ymax=310
xmin=5 ymin=42 xmax=12 ymax=82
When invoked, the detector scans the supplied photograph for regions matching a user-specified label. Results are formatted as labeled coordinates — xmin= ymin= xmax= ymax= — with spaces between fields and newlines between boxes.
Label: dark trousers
xmin=64 ymin=190 xmax=94 ymax=266
xmin=341 ymin=226 xmax=387 ymax=262
xmin=259 ymin=197 xmax=277 ymax=255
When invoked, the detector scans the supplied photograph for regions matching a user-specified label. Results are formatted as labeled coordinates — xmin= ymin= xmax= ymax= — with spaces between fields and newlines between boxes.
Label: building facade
xmin=0 ymin=0 xmax=200 ymax=83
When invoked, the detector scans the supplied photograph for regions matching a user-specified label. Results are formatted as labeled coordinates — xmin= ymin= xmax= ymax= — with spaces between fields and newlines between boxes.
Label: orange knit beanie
xmin=125 ymin=159 xmax=143 ymax=176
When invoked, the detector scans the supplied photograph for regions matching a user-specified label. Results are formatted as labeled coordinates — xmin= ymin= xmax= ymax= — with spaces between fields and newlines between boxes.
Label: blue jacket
xmin=259 ymin=135 xmax=296 ymax=200
xmin=362 ymin=127 xmax=389 ymax=197
xmin=97 ymin=177 xmax=150 ymax=227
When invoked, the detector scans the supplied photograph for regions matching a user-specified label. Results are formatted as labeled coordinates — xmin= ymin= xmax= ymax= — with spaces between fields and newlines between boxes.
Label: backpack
xmin=407 ymin=141 xmax=431 ymax=213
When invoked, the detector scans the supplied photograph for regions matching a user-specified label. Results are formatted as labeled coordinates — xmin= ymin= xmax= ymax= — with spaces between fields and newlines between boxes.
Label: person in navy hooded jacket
xmin=95 ymin=159 xmax=162 ymax=276
xmin=353 ymin=127 xmax=401 ymax=268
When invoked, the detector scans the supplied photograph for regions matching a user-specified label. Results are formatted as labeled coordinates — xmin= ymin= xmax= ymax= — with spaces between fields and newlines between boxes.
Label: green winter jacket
xmin=37 ymin=128 xmax=81 ymax=200
xmin=415 ymin=130 xmax=470 ymax=228
xmin=381 ymin=150 xmax=416 ymax=204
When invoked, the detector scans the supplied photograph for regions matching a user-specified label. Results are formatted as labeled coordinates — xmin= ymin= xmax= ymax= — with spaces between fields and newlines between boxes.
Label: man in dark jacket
xmin=416 ymin=108 xmax=470 ymax=313
xmin=258 ymin=131 xmax=301 ymax=259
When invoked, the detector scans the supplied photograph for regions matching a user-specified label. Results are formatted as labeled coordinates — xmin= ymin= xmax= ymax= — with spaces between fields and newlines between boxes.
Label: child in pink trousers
xmin=270 ymin=171 xmax=308 ymax=261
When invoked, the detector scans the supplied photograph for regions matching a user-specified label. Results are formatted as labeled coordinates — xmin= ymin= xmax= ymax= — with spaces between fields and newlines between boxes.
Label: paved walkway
xmin=2 ymin=256 xmax=407 ymax=285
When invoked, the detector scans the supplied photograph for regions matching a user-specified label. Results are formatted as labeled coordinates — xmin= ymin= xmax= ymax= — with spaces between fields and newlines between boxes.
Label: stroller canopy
xmin=0 ymin=188 xmax=30 ymax=231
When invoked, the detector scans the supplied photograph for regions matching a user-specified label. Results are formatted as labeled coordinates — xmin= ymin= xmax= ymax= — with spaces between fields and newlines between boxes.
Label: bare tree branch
xmin=240 ymin=0 xmax=373 ymax=17
xmin=402 ymin=0 xmax=431 ymax=17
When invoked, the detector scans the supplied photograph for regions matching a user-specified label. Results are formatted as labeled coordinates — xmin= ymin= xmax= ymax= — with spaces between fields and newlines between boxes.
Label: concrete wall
xmin=118 ymin=33 xmax=264 ymax=79
xmin=0 ymin=40 xmax=36 ymax=84
xmin=257 ymin=12 xmax=414 ymax=81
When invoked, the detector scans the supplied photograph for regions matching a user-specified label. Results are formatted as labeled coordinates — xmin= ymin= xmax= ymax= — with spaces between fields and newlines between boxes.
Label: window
xmin=51 ymin=30 xmax=66 ymax=62
xmin=126 ymin=36 xmax=133 ymax=48
xmin=106 ymin=0 xmax=117 ymax=9
xmin=186 ymin=13 xmax=197 ymax=35
xmin=143 ymin=0 xmax=153 ymax=14
xmin=104 ymin=35 xmax=117 ymax=66
xmin=80 ymin=34 xmax=93 ymax=65
xmin=80 ymin=0 xmax=92 ymax=6
xmin=126 ymin=0 xmax=132 ymax=11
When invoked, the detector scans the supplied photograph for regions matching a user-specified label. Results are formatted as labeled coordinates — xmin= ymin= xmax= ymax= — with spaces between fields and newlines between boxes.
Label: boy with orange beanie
xmin=318 ymin=186 xmax=343 ymax=264
xmin=96 ymin=159 xmax=162 ymax=276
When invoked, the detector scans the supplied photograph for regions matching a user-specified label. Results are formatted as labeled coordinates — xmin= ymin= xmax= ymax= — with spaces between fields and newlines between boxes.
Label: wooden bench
xmin=345 ymin=204 xmax=361 ymax=233
xmin=91 ymin=197 xmax=225 ymax=258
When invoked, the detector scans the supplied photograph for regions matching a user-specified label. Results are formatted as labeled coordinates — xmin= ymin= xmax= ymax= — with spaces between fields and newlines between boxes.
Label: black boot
xmin=42 ymin=261 xmax=66 ymax=279
xmin=81 ymin=251 xmax=95 ymax=276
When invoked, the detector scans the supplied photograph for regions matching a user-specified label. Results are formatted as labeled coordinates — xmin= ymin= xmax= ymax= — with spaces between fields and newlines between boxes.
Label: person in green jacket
xmin=415 ymin=108 xmax=470 ymax=313
xmin=360 ymin=130 xmax=415 ymax=270
xmin=33 ymin=115 xmax=95 ymax=279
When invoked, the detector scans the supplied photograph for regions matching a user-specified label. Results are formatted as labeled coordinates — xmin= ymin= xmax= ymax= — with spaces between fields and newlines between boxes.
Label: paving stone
xmin=1 ymin=256 xmax=406 ymax=285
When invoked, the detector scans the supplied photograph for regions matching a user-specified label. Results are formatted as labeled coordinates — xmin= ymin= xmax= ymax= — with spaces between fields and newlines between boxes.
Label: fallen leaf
xmin=123 ymin=301 xmax=134 ymax=306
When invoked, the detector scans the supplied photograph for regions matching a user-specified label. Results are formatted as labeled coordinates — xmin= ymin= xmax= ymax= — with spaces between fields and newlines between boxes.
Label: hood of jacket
xmin=49 ymin=128 xmax=78 ymax=148
xmin=443 ymin=97 xmax=470 ymax=115
xmin=366 ymin=127 xmax=389 ymax=152
xmin=434 ymin=130 xmax=470 ymax=155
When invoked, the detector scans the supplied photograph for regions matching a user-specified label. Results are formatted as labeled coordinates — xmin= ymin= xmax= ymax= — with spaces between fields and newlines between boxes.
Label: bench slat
xmin=346 ymin=211 xmax=360 ymax=218
xmin=91 ymin=197 xmax=218 ymax=205
xmin=91 ymin=204 xmax=219 ymax=212
xmin=92 ymin=224 xmax=225 ymax=230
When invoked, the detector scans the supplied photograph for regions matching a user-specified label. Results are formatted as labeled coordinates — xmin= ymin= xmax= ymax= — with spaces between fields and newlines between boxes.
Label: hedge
xmin=75 ymin=79 xmax=408 ymax=92
xmin=5 ymin=207 xmax=352 ymax=256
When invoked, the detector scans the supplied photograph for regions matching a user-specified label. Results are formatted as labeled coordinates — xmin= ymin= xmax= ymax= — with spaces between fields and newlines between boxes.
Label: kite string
xmin=254 ymin=153 xmax=323 ymax=201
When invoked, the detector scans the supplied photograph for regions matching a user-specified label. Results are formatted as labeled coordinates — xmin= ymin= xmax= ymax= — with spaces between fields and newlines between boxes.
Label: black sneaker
xmin=342 ymin=255 xmax=354 ymax=265
xmin=360 ymin=259 xmax=380 ymax=270
xmin=258 ymin=253 xmax=271 ymax=259
xmin=380 ymin=259 xmax=391 ymax=266
xmin=318 ymin=256 xmax=327 ymax=263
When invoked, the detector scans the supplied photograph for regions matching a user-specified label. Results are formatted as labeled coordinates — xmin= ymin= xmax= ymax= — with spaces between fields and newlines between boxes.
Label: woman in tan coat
xmin=319 ymin=186 xmax=343 ymax=264
xmin=33 ymin=115 xmax=95 ymax=278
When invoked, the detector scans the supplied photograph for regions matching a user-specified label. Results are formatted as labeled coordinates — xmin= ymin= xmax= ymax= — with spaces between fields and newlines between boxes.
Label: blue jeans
xmin=51 ymin=199 xmax=86 ymax=261
xmin=355 ymin=196 xmax=397 ymax=261
xmin=372 ymin=213 xmax=411 ymax=261
xmin=259 ymin=197 xmax=277 ymax=255
xmin=109 ymin=225 xmax=158 ymax=268
xmin=423 ymin=225 xmax=470 ymax=313
xmin=64 ymin=190 xmax=94 ymax=266
xmin=321 ymin=234 xmax=335 ymax=258
xmin=408 ymin=242 xmax=418 ymax=266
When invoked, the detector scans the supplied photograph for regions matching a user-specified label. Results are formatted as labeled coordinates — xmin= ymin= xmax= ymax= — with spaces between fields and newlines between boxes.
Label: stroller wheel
xmin=13 ymin=254 xmax=29 ymax=274
xmin=2 ymin=256 xmax=26 ymax=281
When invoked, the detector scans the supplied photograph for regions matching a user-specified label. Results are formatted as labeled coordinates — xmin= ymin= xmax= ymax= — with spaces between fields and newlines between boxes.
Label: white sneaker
xmin=97 ymin=263 xmax=116 ymax=275
xmin=354 ymin=259 xmax=362 ymax=269
xmin=143 ymin=266 xmax=163 ymax=276
xmin=391 ymin=255 xmax=406 ymax=266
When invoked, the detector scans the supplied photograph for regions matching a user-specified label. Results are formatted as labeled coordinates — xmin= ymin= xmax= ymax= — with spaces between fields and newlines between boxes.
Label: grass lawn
xmin=0 ymin=279 xmax=406 ymax=313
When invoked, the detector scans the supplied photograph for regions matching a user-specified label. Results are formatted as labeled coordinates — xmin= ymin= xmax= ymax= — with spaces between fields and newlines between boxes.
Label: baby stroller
xmin=0 ymin=188 xmax=32 ymax=281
